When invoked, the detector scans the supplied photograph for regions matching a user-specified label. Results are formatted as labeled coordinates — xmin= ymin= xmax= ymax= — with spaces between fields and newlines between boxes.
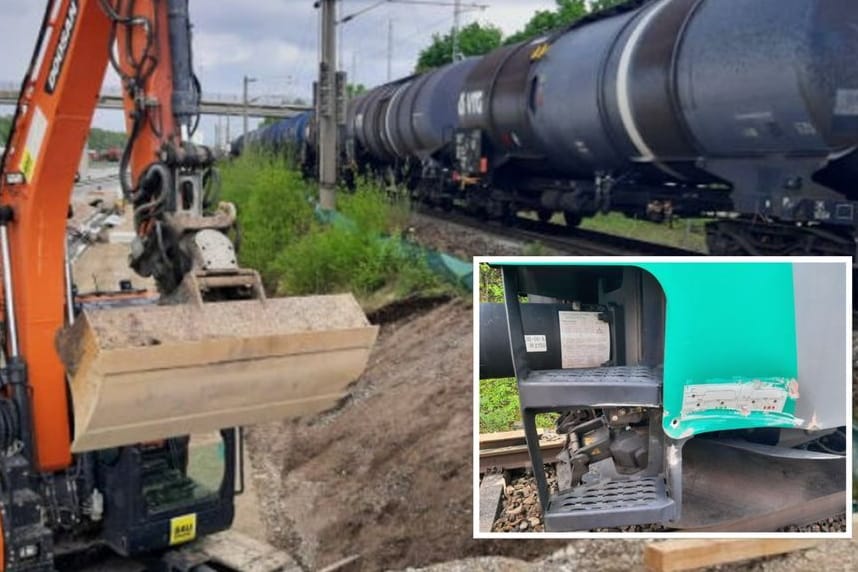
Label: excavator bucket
xmin=61 ymin=294 xmax=378 ymax=452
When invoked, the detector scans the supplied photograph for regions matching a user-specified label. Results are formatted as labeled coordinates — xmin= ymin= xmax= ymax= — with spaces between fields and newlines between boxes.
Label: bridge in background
xmin=0 ymin=82 xmax=311 ymax=119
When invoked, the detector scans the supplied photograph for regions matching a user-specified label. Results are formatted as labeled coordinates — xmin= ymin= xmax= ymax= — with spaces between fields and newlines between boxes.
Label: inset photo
xmin=474 ymin=257 xmax=852 ymax=537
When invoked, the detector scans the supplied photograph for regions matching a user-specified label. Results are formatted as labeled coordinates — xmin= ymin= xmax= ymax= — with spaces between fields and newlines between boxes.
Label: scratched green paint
xmin=500 ymin=261 xmax=800 ymax=438
xmin=637 ymin=263 xmax=799 ymax=438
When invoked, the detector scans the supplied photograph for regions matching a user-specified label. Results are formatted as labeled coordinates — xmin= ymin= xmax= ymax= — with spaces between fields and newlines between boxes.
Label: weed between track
xmin=579 ymin=212 xmax=710 ymax=252
xmin=523 ymin=210 xmax=710 ymax=252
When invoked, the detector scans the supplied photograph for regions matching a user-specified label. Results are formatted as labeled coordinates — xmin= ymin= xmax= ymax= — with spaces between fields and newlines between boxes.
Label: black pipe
xmin=480 ymin=302 xmax=585 ymax=379
xmin=167 ymin=0 xmax=198 ymax=134
xmin=6 ymin=358 xmax=35 ymax=462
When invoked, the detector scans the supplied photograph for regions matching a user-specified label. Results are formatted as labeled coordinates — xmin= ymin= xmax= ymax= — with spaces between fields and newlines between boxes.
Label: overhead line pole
xmin=242 ymin=75 xmax=257 ymax=141
xmin=318 ymin=0 xmax=338 ymax=211
xmin=452 ymin=0 xmax=461 ymax=61
xmin=387 ymin=19 xmax=394 ymax=81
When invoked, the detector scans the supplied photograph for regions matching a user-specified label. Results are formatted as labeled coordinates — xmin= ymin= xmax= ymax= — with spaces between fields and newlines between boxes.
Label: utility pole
xmin=387 ymin=19 xmax=394 ymax=82
xmin=337 ymin=0 xmax=344 ymax=72
xmin=452 ymin=0 xmax=461 ymax=61
xmin=242 ymin=75 xmax=256 ymax=141
xmin=318 ymin=0 xmax=337 ymax=211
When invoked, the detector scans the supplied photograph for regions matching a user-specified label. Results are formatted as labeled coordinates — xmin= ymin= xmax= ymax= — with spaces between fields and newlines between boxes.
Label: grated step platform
xmin=544 ymin=475 xmax=676 ymax=531
xmin=518 ymin=366 xmax=661 ymax=409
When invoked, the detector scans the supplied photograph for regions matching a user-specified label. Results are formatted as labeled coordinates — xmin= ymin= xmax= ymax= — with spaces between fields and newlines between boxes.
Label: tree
xmin=87 ymin=127 xmax=126 ymax=151
xmin=0 ymin=115 xmax=11 ymax=147
xmin=415 ymin=22 xmax=503 ymax=72
xmin=504 ymin=0 xmax=625 ymax=45
xmin=347 ymin=83 xmax=367 ymax=98
xmin=590 ymin=0 xmax=627 ymax=11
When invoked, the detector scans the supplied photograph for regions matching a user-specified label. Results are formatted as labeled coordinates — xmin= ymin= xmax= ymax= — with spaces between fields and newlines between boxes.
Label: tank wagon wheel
xmin=487 ymin=199 xmax=514 ymax=222
xmin=464 ymin=193 xmax=488 ymax=220
xmin=564 ymin=211 xmax=583 ymax=228
xmin=537 ymin=209 xmax=554 ymax=223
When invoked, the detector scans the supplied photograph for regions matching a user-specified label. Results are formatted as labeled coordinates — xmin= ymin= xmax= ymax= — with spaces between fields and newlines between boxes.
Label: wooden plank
xmin=64 ymin=295 xmax=378 ymax=452
xmin=479 ymin=474 xmax=506 ymax=533
xmin=644 ymin=539 xmax=819 ymax=572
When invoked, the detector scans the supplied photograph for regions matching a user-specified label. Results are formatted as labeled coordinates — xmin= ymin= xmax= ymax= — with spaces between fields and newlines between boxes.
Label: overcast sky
xmin=0 ymin=0 xmax=554 ymax=145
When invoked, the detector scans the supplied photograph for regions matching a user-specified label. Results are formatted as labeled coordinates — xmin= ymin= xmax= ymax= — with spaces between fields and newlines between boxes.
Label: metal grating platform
xmin=519 ymin=366 xmax=662 ymax=409
xmin=545 ymin=476 xmax=676 ymax=531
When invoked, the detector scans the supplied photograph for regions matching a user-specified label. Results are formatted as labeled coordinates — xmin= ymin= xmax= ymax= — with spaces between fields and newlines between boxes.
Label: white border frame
xmin=472 ymin=256 xmax=853 ymax=539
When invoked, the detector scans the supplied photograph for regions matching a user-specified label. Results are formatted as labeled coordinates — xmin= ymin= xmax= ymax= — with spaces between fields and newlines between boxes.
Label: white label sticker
xmin=681 ymin=382 xmax=788 ymax=416
xmin=524 ymin=334 xmax=547 ymax=353
xmin=558 ymin=311 xmax=610 ymax=368
xmin=835 ymin=89 xmax=858 ymax=116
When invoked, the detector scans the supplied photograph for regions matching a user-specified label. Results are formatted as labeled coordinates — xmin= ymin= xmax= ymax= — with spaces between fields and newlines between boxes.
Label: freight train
xmin=234 ymin=0 xmax=858 ymax=257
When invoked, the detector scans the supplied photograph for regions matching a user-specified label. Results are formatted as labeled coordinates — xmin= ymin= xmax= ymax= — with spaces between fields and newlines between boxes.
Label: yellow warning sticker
xmin=20 ymin=106 xmax=47 ymax=183
xmin=169 ymin=513 xmax=197 ymax=546
xmin=530 ymin=43 xmax=550 ymax=61
xmin=20 ymin=150 xmax=35 ymax=181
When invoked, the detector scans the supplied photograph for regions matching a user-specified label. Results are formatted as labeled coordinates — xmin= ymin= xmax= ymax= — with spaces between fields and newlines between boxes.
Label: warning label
xmin=558 ymin=311 xmax=610 ymax=368
xmin=524 ymin=334 xmax=547 ymax=352
xmin=20 ymin=106 xmax=47 ymax=182
xmin=835 ymin=89 xmax=858 ymax=116
xmin=681 ymin=381 xmax=789 ymax=416
xmin=169 ymin=513 xmax=197 ymax=546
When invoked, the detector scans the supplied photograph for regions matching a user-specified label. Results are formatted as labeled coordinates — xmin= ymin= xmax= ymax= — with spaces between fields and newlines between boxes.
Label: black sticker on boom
xmin=45 ymin=0 xmax=79 ymax=94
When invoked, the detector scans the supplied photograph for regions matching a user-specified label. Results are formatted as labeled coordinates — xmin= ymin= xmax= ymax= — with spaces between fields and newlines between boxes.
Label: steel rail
xmin=415 ymin=208 xmax=702 ymax=257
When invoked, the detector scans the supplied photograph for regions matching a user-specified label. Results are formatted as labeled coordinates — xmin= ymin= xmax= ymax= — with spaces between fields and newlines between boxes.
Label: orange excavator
xmin=0 ymin=1 xmax=376 ymax=569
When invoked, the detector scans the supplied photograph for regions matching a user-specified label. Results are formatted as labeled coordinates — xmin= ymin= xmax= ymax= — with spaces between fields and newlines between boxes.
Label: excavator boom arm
xmin=0 ymin=0 xmax=113 ymax=471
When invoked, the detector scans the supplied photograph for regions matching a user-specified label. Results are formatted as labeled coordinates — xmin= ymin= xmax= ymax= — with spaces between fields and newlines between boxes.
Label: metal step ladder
xmin=518 ymin=366 xmax=662 ymax=410
xmin=500 ymin=266 xmax=678 ymax=531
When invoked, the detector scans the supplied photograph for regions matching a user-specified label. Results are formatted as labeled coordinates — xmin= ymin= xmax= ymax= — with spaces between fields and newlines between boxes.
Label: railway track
xmin=479 ymin=430 xmax=564 ymax=472
xmin=416 ymin=207 xmax=701 ymax=257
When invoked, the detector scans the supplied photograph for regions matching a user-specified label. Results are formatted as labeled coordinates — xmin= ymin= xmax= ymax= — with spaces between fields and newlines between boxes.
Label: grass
xmin=522 ymin=209 xmax=711 ymax=252
xmin=479 ymin=263 xmax=503 ymax=303
xmin=479 ymin=265 xmax=555 ymax=433
xmin=220 ymin=152 xmax=449 ymax=305
xmin=579 ymin=212 xmax=710 ymax=252
xmin=479 ymin=378 xmax=557 ymax=433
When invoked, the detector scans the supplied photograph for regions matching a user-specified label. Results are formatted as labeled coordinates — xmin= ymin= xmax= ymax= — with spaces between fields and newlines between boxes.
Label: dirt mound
xmin=246 ymin=300 xmax=563 ymax=570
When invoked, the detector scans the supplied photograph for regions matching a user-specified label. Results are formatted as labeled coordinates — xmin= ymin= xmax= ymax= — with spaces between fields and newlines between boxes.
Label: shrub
xmin=220 ymin=153 xmax=316 ymax=288
xmin=221 ymin=152 xmax=445 ymax=301
xmin=479 ymin=377 xmax=557 ymax=433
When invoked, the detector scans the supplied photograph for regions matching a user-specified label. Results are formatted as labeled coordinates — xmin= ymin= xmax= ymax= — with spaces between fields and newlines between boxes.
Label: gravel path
xmin=403 ymin=526 xmax=857 ymax=571
xmin=408 ymin=213 xmax=557 ymax=258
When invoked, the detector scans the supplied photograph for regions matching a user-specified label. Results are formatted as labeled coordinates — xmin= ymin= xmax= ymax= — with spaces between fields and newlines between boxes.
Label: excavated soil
xmin=245 ymin=300 xmax=564 ymax=571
